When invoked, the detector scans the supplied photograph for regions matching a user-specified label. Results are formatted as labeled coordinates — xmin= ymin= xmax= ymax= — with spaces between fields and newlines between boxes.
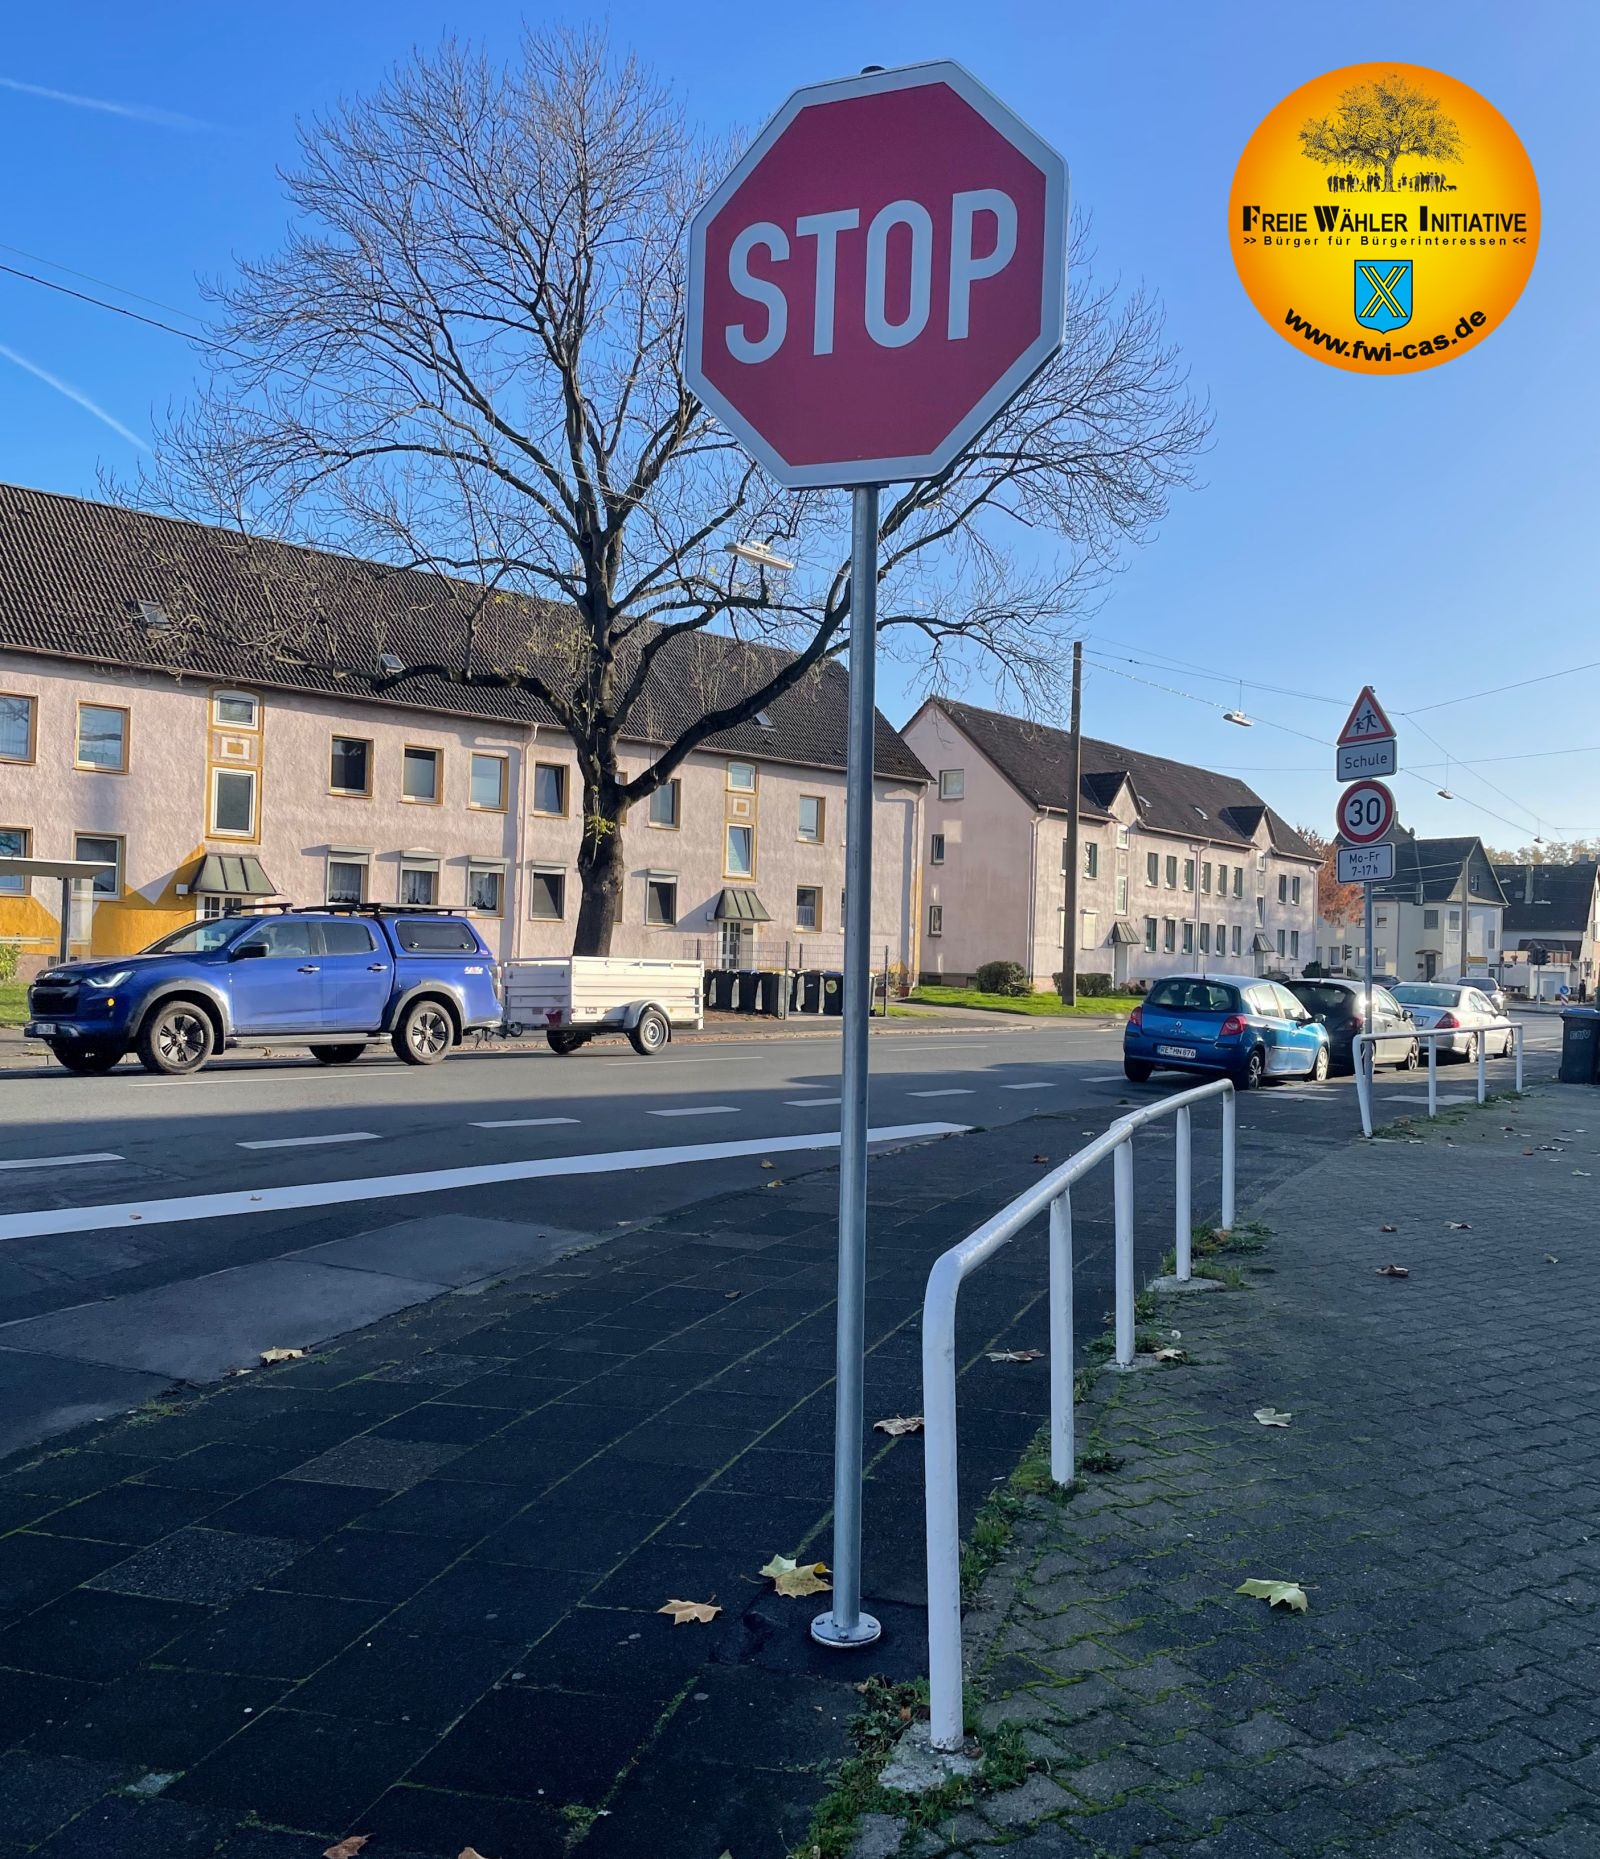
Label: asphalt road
xmin=0 ymin=1013 xmax=1562 ymax=1456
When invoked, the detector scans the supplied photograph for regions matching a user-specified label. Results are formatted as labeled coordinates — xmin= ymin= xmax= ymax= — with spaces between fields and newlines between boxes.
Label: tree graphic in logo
xmin=1298 ymin=73 xmax=1464 ymax=194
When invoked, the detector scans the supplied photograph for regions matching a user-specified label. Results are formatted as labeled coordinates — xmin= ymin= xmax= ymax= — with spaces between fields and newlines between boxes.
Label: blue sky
xmin=0 ymin=0 xmax=1593 ymax=852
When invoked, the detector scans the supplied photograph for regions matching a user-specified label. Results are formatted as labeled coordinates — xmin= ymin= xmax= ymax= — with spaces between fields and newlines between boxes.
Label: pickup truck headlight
xmin=82 ymin=970 xmax=133 ymax=990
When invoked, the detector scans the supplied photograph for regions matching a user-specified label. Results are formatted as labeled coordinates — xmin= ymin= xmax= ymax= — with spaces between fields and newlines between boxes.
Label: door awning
xmin=714 ymin=887 xmax=771 ymax=923
xmin=1250 ymin=931 xmax=1275 ymax=954
xmin=191 ymin=854 xmax=279 ymax=896
xmin=1108 ymin=919 xmax=1140 ymax=946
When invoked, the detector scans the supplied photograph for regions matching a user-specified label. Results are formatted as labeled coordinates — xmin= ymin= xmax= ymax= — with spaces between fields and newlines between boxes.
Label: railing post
xmin=1174 ymin=1105 xmax=1192 ymax=1281
xmin=1477 ymin=1031 xmax=1488 ymax=1103
xmin=1515 ymin=1023 xmax=1524 ymax=1094
xmin=1354 ymin=1035 xmax=1374 ymax=1139
xmin=921 ymin=1268 xmax=964 ymax=1752
xmin=1221 ymin=1084 xmax=1237 ymax=1228
xmin=1113 ymin=1139 xmax=1135 ymax=1368
xmin=1048 ymin=1193 xmax=1074 ymax=1486
xmin=1427 ymin=1036 xmax=1438 ymax=1118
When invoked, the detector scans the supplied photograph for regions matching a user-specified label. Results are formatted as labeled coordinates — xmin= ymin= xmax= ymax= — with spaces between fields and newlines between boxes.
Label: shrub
xmin=973 ymin=959 xmax=1033 ymax=997
xmin=0 ymin=942 xmax=18 ymax=983
xmin=1049 ymin=970 xmax=1115 ymax=997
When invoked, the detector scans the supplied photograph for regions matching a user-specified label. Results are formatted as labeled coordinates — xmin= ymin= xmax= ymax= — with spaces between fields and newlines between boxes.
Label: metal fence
xmin=1353 ymin=1020 xmax=1525 ymax=1137
xmin=920 ymin=1078 xmax=1237 ymax=1752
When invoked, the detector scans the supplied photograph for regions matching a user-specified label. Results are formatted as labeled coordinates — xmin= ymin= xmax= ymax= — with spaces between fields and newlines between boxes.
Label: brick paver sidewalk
xmin=856 ymin=1084 xmax=1600 ymax=1859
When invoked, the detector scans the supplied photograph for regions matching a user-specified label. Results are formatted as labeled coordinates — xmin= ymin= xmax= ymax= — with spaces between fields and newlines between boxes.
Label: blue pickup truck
xmin=25 ymin=907 xmax=503 ymax=1077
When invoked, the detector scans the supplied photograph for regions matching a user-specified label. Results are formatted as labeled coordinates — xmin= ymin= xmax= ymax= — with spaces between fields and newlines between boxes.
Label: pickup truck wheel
xmin=309 ymin=1045 xmax=365 ymax=1066
xmin=136 ymin=1002 xmax=215 ymax=1076
xmin=546 ymin=1029 xmax=588 ymax=1056
xmin=628 ymin=1007 xmax=670 ymax=1056
xmin=48 ymin=1042 xmax=123 ymax=1074
xmin=393 ymin=1000 xmax=453 ymax=1066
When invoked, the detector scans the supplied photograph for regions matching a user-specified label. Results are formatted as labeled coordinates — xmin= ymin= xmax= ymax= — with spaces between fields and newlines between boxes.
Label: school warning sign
xmin=1229 ymin=63 xmax=1539 ymax=375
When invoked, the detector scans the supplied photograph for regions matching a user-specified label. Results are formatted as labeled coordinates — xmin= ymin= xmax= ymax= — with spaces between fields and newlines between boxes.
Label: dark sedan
xmin=1285 ymin=978 xmax=1418 ymax=1074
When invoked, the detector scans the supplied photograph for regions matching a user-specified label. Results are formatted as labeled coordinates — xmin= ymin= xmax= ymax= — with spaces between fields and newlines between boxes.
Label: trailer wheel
xmin=628 ymin=1007 xmax=670 ymax=1056
xmin=547 ymin=1029 xmax=588 ymax=1056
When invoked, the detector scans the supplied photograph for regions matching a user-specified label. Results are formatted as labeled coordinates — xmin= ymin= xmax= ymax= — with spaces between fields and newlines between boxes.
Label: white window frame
xmin=725 ymin=823 xmax=754 ymax=879
xmin=927 ymin=903 xmax=944 ymax=936
xmin=212 ymin=690 xmax=259 ymax=729
xmin=726 ymin=760 xmax=757 ymax=792
xmin=1146 ymin=852 xmax=1159 ymax=886
xmin=1114 ymin=824 xmax=1130 ymax=849
xmin=938 ymin=768 xmax=964 ymax=801
xmin=645 ymin=873 xmax=679 ymax=926
xmin=73 ymin=832 xmax=123 ymax=897
xmin=210 ymin=766 xmax=257 ymax=839
xmin=467 ymin=861 xmax=507 ymax=916
xmin=930 ymin=833 xmax=946 ymax=865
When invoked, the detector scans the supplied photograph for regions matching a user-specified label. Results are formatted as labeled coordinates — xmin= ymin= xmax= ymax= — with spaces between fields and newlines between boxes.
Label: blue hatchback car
xmin=1123 ymin=973 xmax=1330 ymax=1090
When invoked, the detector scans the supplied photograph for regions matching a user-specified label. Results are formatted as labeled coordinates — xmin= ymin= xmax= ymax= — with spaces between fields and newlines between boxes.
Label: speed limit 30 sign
xmin=1338 ymin=778 xmax=1395 ymax=846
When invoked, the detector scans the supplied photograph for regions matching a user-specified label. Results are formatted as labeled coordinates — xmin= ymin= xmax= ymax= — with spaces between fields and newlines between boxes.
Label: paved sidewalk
xmin=865 ymin=1083 xmax=1600 ymax=1859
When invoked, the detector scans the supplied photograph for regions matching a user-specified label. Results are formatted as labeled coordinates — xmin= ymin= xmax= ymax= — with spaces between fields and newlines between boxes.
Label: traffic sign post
xmin=686 ymin=62 xmax=1067 ymax=1651
xmin=1333 ymin=689 xmax=1398 ymax=1019
xmin=1338 ymin=841 xmax=1395 ymax=885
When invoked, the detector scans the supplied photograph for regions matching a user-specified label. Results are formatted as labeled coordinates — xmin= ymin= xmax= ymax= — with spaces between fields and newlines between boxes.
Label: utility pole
xmin=1060 ymin=640 xmax=1083 ymax=1005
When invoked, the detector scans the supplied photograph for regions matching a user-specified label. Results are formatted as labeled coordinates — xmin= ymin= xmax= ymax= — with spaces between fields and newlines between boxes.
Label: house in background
xmin=1491 ymin=860 xmax=1600 ymax=996
xmin=903 ymin=698 xmax=1320 ymax=989
xmin=1317 ymin=831 xmax=1507 ymax=982
xmin=0 ymin=483 xmax=927 ymax=976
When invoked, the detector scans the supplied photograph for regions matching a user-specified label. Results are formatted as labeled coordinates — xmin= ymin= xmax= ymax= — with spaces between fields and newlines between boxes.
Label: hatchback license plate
xmin=1156 ymin=1044 xmax=1197 ymax=1060
xmin=32 ymin=1022 xmax=58 ymax=1037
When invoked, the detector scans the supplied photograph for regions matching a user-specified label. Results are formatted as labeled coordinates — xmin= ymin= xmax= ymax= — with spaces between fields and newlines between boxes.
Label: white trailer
xmin=500 ymin=957 xmax=704 ymax=1056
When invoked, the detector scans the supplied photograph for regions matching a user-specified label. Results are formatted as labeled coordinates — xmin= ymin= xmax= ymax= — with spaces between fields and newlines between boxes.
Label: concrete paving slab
xmin=87 ymin=1529 xmax=300 ymax=1604
xmin=0 ymin=1260 xmax=445 ymax=1382
xmin=0 ymin=1348 xmax=169 ymax=1457
xmin=288 ymin=1215 xmax=597 ymax=1289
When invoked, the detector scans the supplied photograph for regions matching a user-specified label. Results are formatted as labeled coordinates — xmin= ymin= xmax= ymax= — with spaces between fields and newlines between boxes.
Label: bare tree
xmin=1299 ymin=73 xmax=1463 ymax=193
xmin=136 ymin=30 xmax=1209 ymax=954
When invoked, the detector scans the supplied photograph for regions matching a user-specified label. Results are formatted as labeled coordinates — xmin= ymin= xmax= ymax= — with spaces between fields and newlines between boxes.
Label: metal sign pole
xmin=813 ymin=485 xmax=883 ymax=1650
xmin=1364 ymin=881 xmax=1375 ymax=1002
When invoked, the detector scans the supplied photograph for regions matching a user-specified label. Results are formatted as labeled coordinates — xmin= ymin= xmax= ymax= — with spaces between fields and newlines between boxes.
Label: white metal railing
xmin=1354 ymin=1018 xmax=1525 ymax=1138
xmin=920 ymin=1078 xmax=1236 ymax=1753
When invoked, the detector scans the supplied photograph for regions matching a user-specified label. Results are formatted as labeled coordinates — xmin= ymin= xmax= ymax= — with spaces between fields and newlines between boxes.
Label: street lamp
xmin=1222 ymin=710 xmax=1252 ymax=728
xmin=725 ymin=540 xmax=796 ymax=572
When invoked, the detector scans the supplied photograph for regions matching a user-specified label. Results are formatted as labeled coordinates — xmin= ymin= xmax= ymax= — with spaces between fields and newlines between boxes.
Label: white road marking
xmin=0 ymin=1152 xmax=123 ymax=1172
xmin=1001 ymin=1082 xmax=1056 ymax=1091
xmin=237 ymin=1132 xmax=380 ymax=1150
xmin=786 ymin=1097 xmax=841 ymax=1107
xmin=471 ymin=1117 xmax=581 ymax=1129
xmin=910 ymin=1088 xmax=976 ymax=1098
xmin=1383 ymin=1092 xmax=1475 ymax=1106
xmin=0 ymin=1124 xmax=969 ymax=1242
xmin=1085 ymin=1075 xmax=1127 ymax=1083
xmin=648 ymin=1105 xmax=739 ymax=1118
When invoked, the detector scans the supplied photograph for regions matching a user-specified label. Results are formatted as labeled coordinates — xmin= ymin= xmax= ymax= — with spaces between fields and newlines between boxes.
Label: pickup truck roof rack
xmin=227 ymin=902 xmax=473 ymax=918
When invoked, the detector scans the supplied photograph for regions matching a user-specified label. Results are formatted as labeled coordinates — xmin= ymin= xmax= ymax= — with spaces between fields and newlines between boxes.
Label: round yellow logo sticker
xmin=1230 ymin=64 xmax=1539 ymax=374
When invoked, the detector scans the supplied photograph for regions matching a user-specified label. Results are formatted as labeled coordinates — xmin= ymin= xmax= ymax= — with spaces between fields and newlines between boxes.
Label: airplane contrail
xmin=0 ymin=344 xmax=151 ymax=452
xmin=0 ymin=74 xmax=214 ymax=131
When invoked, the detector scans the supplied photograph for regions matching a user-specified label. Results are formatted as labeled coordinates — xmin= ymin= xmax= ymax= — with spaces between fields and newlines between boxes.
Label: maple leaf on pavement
xmin=657 ymin=1598 xmax=721 ymax=1625
xmin=760 ymin=1554 xmax=832 ymax=1597
xmin=1236 ymin=1577 xmax=1309 ymax=1612
xmin=873 ymin=1416 xmax=925 ymax=1436
xmin=323 ymin=1840 xmax=369 ymax=1859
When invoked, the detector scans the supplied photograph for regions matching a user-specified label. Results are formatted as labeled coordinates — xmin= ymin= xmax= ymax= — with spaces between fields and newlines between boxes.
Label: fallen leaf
xmin=657 ymin=1598 xmax=721 ymax=1625
xmin=1253 ymin=1408 xmax=1292 ymax=1427
xmin=1445 ymin=1222 xmax=1471 ymax=1231
xmin=764 ymin=1179 xmax=783 ymax=1189
xmin=1379 ymin=1224 xmax=1397 ymax=1234
xmin=760 ymin=1554 xmax=832 ymax=1597
xmin=724 ymin=1291 xmax=741 ymax=1300
xmin=259 ymin=1347 xmax=304 ymax=1365
xmin=1032 ymin=1155 xmax=1050 ymax=1165
xmin=1574 ymin=1171 xmax=1592 ymax=1178
xmin=459 ymin=1849 xmax=495 ymax=1859
xmin=1523 ymin=1150 xmax=1536 ymax=1157
xmin=1152 ymin=1348 xmax=1186 ymax=1364
xmin=759 ymin=1159 xmax=775 ymax=1170
xmin=1376 ymin=1264 xmax=1410 ymax=1278
xmin=986 ymin=1349 xmax=1044 ymax=1363
xmin=1547 ymin=1254 xmax=1560 ymax=1264
xmin=873 ymin=1415 xmax=925 ymax=1436
xmin=324 ymin=1840 xmax=370 ymax=1859
xmin=1236 ymin=1577 xmax=1308 ymax=1613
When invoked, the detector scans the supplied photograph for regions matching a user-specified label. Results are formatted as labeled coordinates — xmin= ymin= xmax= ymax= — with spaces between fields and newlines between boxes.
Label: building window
xmin=1232 ymin=924 xmax=1242 ymax=956
xmin=1200 ymin=923 xmax=1211 ymax=955
xmin=938 ymin=768 xmax=964 ymax=800
xmin=1487 ymin=926 xmax=1497 ymax=950
xmin=532 ymin=763 xmax=567 ymax=815
xmin=1183 ymin=859 xmax=1195 ymax=893
xmin=212 ymin=691 xmax=259 ymax=728
xmin=1423 ymin=908 xmax=1439 ymax=930
xmin=648 ymin=781 xmax=680 ymax=828
xmin=1116 ymin=875 xmax=1129 ymax=913
xmin=1146 ymin=852 xmax=1159 ymax=886
xmin=645 ymin=876 xmax=678 ymax=925
xmin=726 ymin=823 xmax=754 ymax=877
xmin=73 ymin=833 xmax=122 ymax=897
xmin=75 ymin=704 xmax=128 ymax=773
xmin=1144 ymin=916 xmax=1157 ymax=953
xmin=930 ymin=833 xmax=946 ymax=865
xmin=1200 ymin=862 xmax=1212 ymax=895
xmin=1084 ymin=842 xmax=1099 ymax=879
xmin=928 ymin=903 xmax=944 ymax=936
xmin=726 ymin=761 xmax=756 ymax=792
xmin=1114 ymin=824 xmax=1130 ymax=849
xmin=0 ymin=693 xmax=36 ymax=763
xmin=1165 ymin=856 xmax=1178 ymax=889
xmin=1216 ymin=862 xmax=1227 ymax=893
xmin=1257 ymin=852 xmax=1268 ymax=873
xmin=1275 ymin=874 xmax=1286 ymax=903
xmin=1290 ymin=930 xmax=1300 ymax=958
xmin=199 ymin=894 xmax=247 ymax=921
xmin=470 ymin=753 xmax=508 ymax=811
xmin=1182 ymin=921 xmax=1194 ymax=954
xmin=1216 ymin=920 xmax=1226 ymax=952
xmin=211 ymin=768 xmax=256 ymax=837
xmin=529 ymin=869 xmax=566 ymax=919
xmin=797 ymin=885 xmax=821 ymax=930
xmin=400 ymin=860 xmax=439 ymax=905
xmin=798 ymin=795 xmax=825 ymax=843
xmin=1448 ymin=907 xmax=1461 ymax=929
xmin=326 ymin=857 xmax=367 ymax=904
xmin=1291 ymin=875 xmax=1302 ymax=905
xmin=1163 ymin=918 xmax=1176 ymax=952
xmin=402 ymin=747 xmax=441 ymax=804
xmin=1256 ymin=895 xmax=1266 ymax=925
xmin=467 ymin=865 xmax=504 ymax=915
xmin=330 ymin=736 xmax=371 ymax=796
xmin=1233 ymin=868 xmax=1243 ymax=898
xmin=1080 ymin=909 xmax=1099 ymax=951
xmin=0 ymin=826 xmax=30 ymax=895
xmin=1277 ymin=928 xmax=1287 ymax=956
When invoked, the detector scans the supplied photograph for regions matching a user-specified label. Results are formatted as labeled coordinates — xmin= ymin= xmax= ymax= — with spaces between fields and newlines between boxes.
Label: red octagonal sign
xmin=686 ymin=62 xmax=1069 ymax=489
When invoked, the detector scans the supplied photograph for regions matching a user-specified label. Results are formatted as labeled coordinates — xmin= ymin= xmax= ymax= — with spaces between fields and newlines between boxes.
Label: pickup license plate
xmin=31 ymin=1022 xmax=58 ymax=1037
xmin=1157 ymin=1044 xmax=1197 ymax=1060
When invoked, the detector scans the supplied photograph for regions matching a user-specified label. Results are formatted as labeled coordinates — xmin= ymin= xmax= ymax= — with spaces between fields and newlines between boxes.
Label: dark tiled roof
xmin=1374 ymin=835 xmax=1506 ymax=905
xmin=1493 ymin=861 xmax=1599 ymax=932
xmin=933 ymin=698 xmax=1317 ymax=859
xmin=0 ymin=482 xmax=927 ymax=783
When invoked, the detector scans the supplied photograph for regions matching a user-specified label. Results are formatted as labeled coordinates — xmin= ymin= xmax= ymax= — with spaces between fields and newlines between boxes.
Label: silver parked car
xmin=1390 ymin=982 xmax=1514 ymax=1062
xmin=1447 ymin=975 xmax=1507 ymax=1016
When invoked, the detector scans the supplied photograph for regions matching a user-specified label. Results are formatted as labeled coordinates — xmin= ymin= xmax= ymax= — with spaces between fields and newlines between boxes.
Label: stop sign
xmin=685 ymin=61 xmax=1068 ymax=488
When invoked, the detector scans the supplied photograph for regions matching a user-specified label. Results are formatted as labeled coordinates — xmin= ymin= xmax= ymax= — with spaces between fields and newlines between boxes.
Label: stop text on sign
xmin=685 ymin=61 xmax=1068 ymax=488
